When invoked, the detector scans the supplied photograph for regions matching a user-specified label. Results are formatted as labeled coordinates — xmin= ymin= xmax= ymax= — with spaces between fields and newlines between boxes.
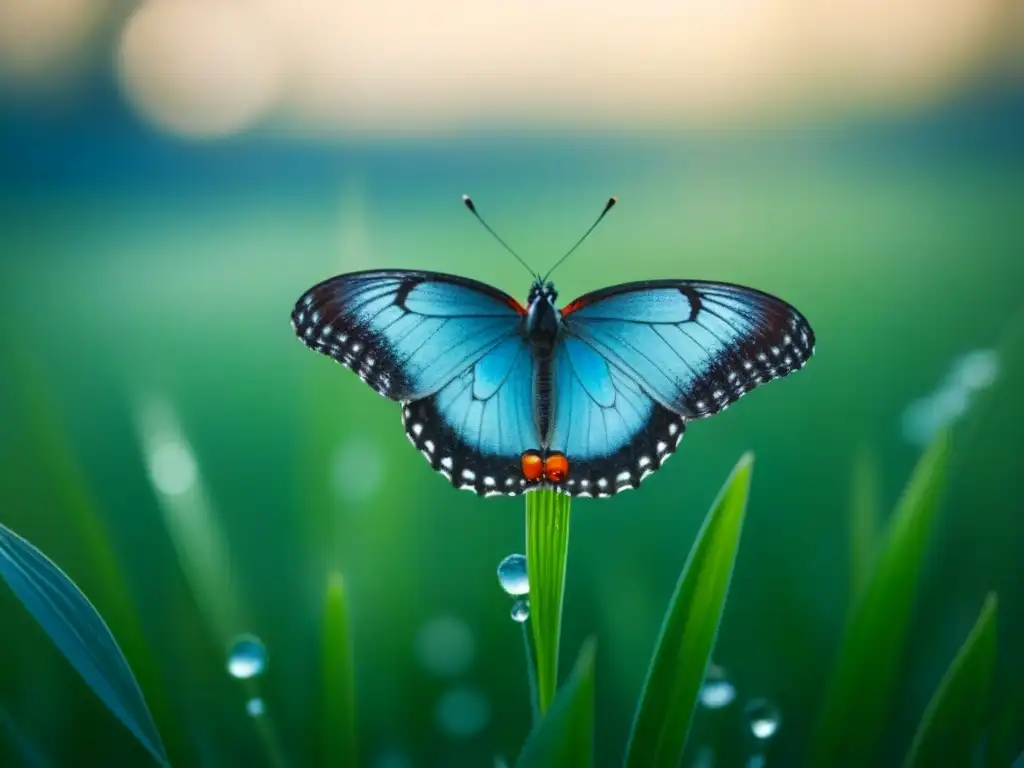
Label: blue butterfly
xmin=291 ymin=197 xmax=815 ymax=498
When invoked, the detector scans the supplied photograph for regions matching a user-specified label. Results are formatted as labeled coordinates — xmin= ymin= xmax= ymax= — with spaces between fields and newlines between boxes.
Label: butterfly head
xmin=527 ymin=279 xmax=558 ymax=305
xmin=525 ymin=279 xmax=560 ymax=351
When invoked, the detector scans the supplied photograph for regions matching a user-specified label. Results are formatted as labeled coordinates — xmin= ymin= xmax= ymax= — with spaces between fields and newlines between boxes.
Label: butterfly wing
xmin=291 ymin=270 xmax=526 ymax=400
xmin=292 ymin=270 xmax=540 ymax=495
xmin=552 ymin=280 xmax=814 ymax=495
xmin=403 ymin=335 xmax=542 ymax=496
xmin=547 ymin=336 xmax=686 ymax=497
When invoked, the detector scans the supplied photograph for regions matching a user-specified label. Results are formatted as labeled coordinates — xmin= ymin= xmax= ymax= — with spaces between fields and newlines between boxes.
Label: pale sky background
xmin=1 ymin=0 xmax=1021 ymax=137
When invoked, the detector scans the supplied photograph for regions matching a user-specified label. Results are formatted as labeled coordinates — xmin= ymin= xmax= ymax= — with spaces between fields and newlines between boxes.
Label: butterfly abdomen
xmin=533 ymin=355 xmax=554 ymax=444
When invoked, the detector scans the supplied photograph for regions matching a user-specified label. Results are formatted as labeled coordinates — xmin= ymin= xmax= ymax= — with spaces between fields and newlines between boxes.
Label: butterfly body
xmin=292 ymin=269 xmax=814 ymax=498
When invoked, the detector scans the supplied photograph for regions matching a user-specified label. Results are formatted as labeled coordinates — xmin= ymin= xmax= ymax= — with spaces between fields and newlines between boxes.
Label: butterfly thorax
xmin=524 ymin=280 xmax=560 ymax=356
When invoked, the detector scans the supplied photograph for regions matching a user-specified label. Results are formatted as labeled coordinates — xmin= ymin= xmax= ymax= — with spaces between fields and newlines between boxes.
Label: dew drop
xmin=510 ymin=599 xmax=530 ymax=623
xmin=496 ymin=553 xmax=529 ymax=596
xmin=744 ymin=698 xmax=781 ymax=740
xmin=245 ymin=697 xmax=265 ymax=717
xmin=434 ymin=685 xmax=490 ymax=739
xmin=414 ymin=616 xmax=475 ymax=678
xmin=226 ymin=634 xmax=267 ymax=679
xmin=699 ymin=663 xmax=736 ymax=709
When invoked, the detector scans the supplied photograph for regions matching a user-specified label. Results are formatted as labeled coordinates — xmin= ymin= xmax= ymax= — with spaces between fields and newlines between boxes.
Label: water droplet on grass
xmin=744 ymin=698 xmax=781 ymax=740
xmin=434 ymin=685 xmax=490 ymax=739
xmin=414 ymin=616 xmax=475 ymax=678
xmin=510 ymin=599 xmax=530 ymax=623
xmin=699 ymin=663 xmax=736 ymax=709
xmin=245 ymin=697 xmax=264 ymax=717
xmin=227 ymin=634 xmax=267 ymax=679
xmin=496 ymin=554 xmax=528 ymax=596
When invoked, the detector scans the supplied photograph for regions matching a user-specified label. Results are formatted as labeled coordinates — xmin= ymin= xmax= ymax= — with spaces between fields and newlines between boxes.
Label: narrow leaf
xmin=317 ymin=571 xmax=357 ymax=767
xmin=525 ymin=490 xmax=572 ymax=715
xmin=904 ymin=593 xmax=998 ymax=768
xmin=809 ymin=430 xmax=951 ymax=767
xmin=516 ymin=638 xmax=596 ymax=768
xmin=0 ymin=522 xmax=170 ymax=767
xmin=624 ymin=453 xmax=753 ymax=768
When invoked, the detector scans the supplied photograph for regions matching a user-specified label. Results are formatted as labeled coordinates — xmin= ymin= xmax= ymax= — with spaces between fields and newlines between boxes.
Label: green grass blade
xmin=525 ymin=490 xmax=572 ymax=715
xmin=317 ymin=571 xmax=357 ymax=767
xmin=522 ymin=622 xmax=540 ymax=726
xmin=903 ymin=592 xmax=998 ymax=768
xmin=0 ymin=522 xmax=170 ymax=767
xmin=624 ymin=453 xmax=753 ymax=768
xmin=809 ymin=430 xmax=952 ymax=767
xmin=849 ymin=446 xmax=881 ymax=603
xmin=515 ymin=638 xmax=596 ymax=768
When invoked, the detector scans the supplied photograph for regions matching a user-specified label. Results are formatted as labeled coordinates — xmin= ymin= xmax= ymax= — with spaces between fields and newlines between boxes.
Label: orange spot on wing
xmin=521 ymin=450 xmax=543 ymax=481
xmin=544 ymin=453 xmax=569 ymax=483
xmin=507 ymin=297 xmax=527 ymax=315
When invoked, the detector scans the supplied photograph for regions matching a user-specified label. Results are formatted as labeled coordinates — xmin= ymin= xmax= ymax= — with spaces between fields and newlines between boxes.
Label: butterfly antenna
xmin=542 ymin=196 xmax=617 ymax=281
xmin=462 ymin=195 xmax=537 ymax=279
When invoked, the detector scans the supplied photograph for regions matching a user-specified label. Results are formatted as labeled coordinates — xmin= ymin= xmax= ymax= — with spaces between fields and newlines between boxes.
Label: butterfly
xmin=291 ymin=196 xmax=815 ymax=498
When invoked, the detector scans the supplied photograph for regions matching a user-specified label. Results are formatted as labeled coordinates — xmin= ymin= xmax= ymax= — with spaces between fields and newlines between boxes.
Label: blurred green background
xmin=0 ymin=0 xmax=1022 ymax=766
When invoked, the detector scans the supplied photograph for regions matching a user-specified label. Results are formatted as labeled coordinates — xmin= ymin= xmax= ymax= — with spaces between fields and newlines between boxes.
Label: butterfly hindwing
xmin=547 ymin=337 xmax=686 ymax=497
xmin=561 ymin=280 xmax=814 ymax=419
xmin=403 ymin=336 xmax=542 ymax=496
xmin=291 ymin=270 xmax=525 ymax=400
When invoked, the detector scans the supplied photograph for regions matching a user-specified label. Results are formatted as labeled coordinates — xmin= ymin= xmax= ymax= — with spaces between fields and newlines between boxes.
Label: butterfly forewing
xmin=561 ymin=280 xmax=814 ymax=419
xmin=291 ymin=270 xmax=525 ymax=401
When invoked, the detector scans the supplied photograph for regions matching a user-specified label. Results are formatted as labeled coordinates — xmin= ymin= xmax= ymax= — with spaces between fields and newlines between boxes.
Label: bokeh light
xmin=116 ymin=0 xmax=284 ymax=137
xmin=414 ymin=616 xmax=476 ymax=678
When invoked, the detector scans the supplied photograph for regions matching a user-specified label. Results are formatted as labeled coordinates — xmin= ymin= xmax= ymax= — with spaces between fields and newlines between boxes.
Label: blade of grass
xmin=515 ymin=638 xmax=596 ymax=768
xmin=809 ymin=430 xmax=951 ymax=767
xmin=525 ymin=489 xmax=572 ymax=715
xmin=0 ymin=522 xmax=170 ymax=767
xmin=522 ymin=622 xmax=540 ymax=726
xmin=903 ymin=592 xmax=997 ymax=768
xmin=849 ymin=446 xmax=881 ymax=603
xmin=317 ymin=571 xmax=357 ymax=767
xmin=624 ymin=453 xmax=754 ymax=768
